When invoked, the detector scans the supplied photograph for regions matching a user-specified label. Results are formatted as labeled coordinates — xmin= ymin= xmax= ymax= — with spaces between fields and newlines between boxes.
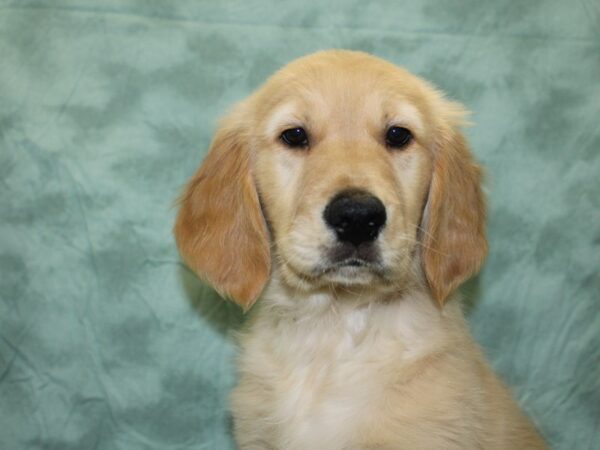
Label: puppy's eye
xmin=281 ymin=127 xmax=309 ymax=148
xmin=385 ymin=126 xmax=412 ymax=149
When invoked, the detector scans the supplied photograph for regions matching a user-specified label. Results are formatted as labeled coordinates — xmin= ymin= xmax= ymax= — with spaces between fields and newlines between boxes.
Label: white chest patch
xmin=236 ymin=291 xmax=449 ymax=450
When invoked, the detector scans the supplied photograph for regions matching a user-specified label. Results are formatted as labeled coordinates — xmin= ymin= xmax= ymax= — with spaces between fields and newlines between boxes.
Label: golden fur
xmin=175 ymin=50 xmax=546 ymax=449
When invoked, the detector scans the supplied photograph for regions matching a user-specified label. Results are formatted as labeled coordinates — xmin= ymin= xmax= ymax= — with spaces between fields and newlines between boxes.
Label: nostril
xmin=323 ymin=189 xmax=387 ymax=246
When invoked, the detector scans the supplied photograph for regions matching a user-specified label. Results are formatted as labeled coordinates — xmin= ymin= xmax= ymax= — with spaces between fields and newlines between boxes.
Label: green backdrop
xmin=1 ymin=1 xmax=599 ymax=449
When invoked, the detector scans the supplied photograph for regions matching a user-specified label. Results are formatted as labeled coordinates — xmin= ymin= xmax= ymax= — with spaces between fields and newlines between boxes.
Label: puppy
xmin=175 ymin=50 xmax=547 ymax=450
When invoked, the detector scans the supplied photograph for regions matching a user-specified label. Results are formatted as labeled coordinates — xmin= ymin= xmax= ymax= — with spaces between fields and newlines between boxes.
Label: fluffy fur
xmin=175 ymin=50 xmax=547 ymax=449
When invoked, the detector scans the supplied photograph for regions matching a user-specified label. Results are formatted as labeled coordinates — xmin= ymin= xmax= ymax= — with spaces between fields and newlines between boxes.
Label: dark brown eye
xmin=385 ymin=126 xmax=412 ymax=149
xmin=281 ymin=127 xmax=309 ymax=148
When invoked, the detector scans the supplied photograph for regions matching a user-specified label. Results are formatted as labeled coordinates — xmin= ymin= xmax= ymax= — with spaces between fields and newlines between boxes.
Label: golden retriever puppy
xmin=175 ymin=50 xmax=547 ymax=450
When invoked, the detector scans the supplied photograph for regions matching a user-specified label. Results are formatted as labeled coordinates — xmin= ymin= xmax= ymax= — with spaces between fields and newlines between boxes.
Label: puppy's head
xmin=175 ymin=50 xmax=487 ymax=310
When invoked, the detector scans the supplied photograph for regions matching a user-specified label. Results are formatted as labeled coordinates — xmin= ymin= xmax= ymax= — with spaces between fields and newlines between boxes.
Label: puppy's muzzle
xmin=323 ymin=189 xmax=387 ymax=246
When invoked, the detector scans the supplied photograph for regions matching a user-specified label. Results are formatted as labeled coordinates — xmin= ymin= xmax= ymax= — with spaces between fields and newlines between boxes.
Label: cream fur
xmin=232 ymin=275 xmax=545 ymax=449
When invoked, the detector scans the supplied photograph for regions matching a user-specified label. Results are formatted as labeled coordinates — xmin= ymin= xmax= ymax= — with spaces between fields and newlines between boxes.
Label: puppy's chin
xmin=320 ymin=266 xmax=380 ymax=286
xmin=277 ymin=256 xmax=387 ymax=292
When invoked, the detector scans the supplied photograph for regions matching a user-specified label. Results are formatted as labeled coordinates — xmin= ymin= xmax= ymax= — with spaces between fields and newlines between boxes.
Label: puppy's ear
xmin=174 ymin=110 xmax=270 ymax=310
xmin=421 ymin=117 xmax=487 ymax=306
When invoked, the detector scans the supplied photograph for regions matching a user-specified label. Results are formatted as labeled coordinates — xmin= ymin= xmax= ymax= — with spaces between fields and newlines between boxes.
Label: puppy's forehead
xmin=258 ymin=51 xmax=429 ymax=134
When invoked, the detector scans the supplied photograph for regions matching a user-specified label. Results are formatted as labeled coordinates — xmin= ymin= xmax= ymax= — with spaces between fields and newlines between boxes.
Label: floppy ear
xmin=421 ymin=122 xmax=487 ymax=306
xmin=174 ymin=113 xmax=270 ymax=310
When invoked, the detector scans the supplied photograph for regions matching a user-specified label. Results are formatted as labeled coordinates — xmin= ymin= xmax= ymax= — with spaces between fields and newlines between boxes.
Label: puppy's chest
xmin=248 ymin=313 xmax=404 ymax=446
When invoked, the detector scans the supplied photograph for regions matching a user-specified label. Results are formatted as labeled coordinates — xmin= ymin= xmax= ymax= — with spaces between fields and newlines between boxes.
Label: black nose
xmin=323 ymin=189 xmax=387 ymax=246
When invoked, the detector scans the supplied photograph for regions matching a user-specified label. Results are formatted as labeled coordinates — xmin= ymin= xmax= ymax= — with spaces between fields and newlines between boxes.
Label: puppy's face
xmin=252 ymin=59 xmax=434 ymax=291
xmin=175 ymin=51 xmax=486 ymax=309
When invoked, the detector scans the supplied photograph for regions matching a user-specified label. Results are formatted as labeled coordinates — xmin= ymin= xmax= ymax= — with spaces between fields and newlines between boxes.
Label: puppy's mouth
xmin=311 ymin=243 xmax=388 ymax=280
xmin=315 ymin=258 xmax=384 ymax=274
xmin=339 ymin=258 xmax=370 ymax=268
xmin=277 ymin=239 xmax=393 ymax=288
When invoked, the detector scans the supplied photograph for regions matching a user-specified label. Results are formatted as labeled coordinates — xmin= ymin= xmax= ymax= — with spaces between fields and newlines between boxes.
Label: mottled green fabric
xmin=1 ymin=1 xmax=599 ymax=449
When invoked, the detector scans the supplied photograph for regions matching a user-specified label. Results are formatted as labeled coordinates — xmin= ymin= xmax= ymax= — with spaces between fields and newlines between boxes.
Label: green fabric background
xmin=1 ymin=1 xmax=599 ymax=449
